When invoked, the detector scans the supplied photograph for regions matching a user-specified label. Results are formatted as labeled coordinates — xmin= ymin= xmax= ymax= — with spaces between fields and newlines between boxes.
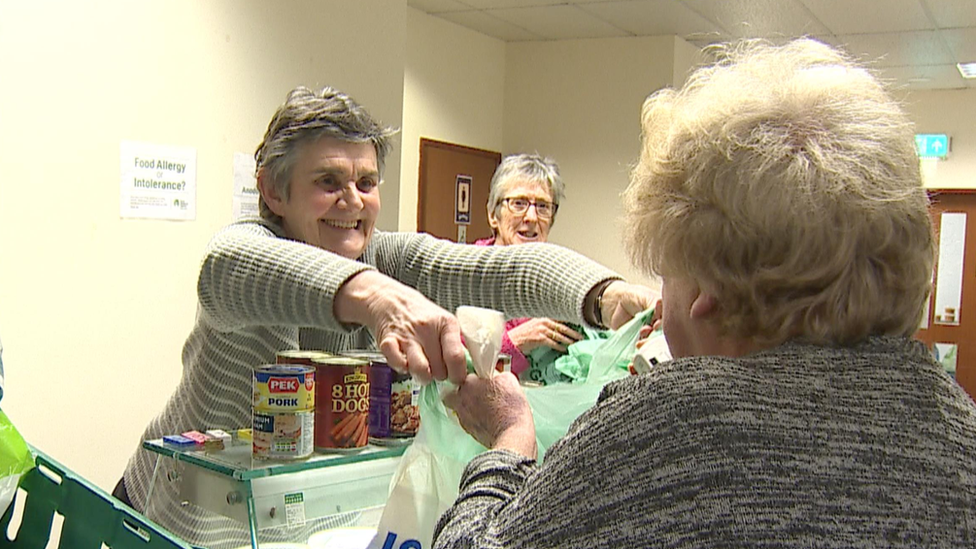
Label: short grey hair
xmin=624 ymin=38 xmax=934 ymax=347
xmin=255 ymin=86 xmax=397 ymax=222
xmin=486 ymin=153 xmax=565 ymax=225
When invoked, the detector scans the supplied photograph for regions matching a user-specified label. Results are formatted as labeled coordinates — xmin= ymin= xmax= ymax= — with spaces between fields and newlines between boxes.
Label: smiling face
xmin=488 ymin=178 xmax=554 ymax=246
xmin=260 ymin=137 xmax=380 ymax=259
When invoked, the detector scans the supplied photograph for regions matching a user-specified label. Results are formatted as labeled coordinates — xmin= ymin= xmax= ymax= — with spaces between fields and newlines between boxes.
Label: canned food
xmin=253 ymin=365 xmax=315 ymax=412
xmin=252 ymin=364 xmax=315 ymax=460
xmin=312 ymin=356 xmax=370 ymax=452
xmin=345 ymin=352 xmax=420 ymax=445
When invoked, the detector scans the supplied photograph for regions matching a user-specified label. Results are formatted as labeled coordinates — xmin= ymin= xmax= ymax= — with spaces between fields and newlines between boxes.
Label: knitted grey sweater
xmin=122 ymin=219 xmax=618 ymax=548
xmin=434 ymin=336 xmax=976 ymax=548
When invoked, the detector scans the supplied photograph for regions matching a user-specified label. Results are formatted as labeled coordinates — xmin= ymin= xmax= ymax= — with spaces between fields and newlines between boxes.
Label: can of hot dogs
xmin=312 ymin=356 xmax=370 ymax=452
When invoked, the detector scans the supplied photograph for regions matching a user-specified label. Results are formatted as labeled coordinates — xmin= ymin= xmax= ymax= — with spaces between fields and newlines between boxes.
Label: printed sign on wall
xmin=120 ymin=140 xmax=197 ymax=221
xmin=233 ymin=152 xmax=259 ymax=220
xmin=455 ymin=175 xmax=472 ymax=225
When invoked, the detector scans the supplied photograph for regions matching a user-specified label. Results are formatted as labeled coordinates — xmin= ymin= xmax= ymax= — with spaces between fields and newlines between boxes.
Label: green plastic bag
xmin=368 ymin=308 xmax=655 ymax=549
xmin=0 ymin=409 xmax=34 ymax=517
xmin=523 ymin=325 xmax=608 ymax=384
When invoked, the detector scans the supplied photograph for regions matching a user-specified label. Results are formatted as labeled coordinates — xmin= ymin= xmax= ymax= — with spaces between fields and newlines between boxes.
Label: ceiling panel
xmin=923 ymin=0 xmax=976 ymax=28
xmin=458 ymin=0 xmax=568 ymax=8
xmin=800 ymin=0 xmax=934 ymax=35
xmin=578 ymin=0 xmax=723 ymax=39
xmin=682 ymin=0 xmax=831 ymax=38
xmin=406 ymin=0 xmax=976 ymax=90
xmin=408 ymin=0 xmax=472 ymax=13
xmin=489 ymin=5 xmax=631 ymax=40
xmin=879 ymin=64 xmax=972 ymax=90
xmin=837 ymin=30 xmax=955 ymax=67
xmin=942 ymin=27 xmax=976 ymax=61
xmin=436 ymin=10 xmax=541 ymax=41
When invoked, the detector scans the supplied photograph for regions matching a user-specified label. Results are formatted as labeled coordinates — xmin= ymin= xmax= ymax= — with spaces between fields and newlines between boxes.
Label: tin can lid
xmin=311 ymin=356 xmax=369 ymax=367
xmin=277 ymin=349 xmax=334 ymax=360
xmin=342 ymin=350 xmax=387 ymax=365
xmin=255 ymin=364 xmax=315 ymax=374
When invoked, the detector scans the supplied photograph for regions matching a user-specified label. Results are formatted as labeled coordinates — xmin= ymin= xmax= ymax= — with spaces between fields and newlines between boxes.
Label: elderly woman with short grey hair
xmin=476 ymin=153 xmax=586 ymax=382
xmin=435 ymin=38 xmax=976 ymax=548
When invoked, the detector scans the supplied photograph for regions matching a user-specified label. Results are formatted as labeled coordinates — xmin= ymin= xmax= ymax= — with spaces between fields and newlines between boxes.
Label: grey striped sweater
xmin=434 ymin=336 xmax=976 ymax=548
xmin=122 ymin=219 xmax=618 ymax=548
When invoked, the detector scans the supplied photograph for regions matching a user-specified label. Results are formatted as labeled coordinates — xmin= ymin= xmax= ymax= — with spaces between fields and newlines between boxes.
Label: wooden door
xmin=417 ymin=138 xmax=500 ymax=243
xmin=917 ymin=190 xmax=976 ymax=399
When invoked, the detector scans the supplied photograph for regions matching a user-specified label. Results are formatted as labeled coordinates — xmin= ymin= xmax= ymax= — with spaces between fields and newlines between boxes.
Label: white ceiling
xmin=407 ymin=0 xmax=976 ymax=90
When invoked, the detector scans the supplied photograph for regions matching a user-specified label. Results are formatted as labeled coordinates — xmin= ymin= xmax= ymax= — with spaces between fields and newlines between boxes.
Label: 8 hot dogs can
xmin=252 ymin=365 xmax=315 ymax=460
xmin=312 ymin=356 xmax=370 ymax=452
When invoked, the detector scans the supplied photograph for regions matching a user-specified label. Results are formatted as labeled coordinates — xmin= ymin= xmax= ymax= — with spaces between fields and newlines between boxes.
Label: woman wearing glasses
xmin=475 ymin=154 xmax=588 ymax=383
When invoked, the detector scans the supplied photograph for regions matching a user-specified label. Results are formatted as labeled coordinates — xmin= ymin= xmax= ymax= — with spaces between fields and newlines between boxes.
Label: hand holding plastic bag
xmin=368 ymin=307 xmax=656 ymax=549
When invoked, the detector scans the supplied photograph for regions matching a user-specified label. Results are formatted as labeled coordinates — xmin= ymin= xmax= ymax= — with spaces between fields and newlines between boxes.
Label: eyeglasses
xmin=502 ymin=197 xmax=558 ymax=219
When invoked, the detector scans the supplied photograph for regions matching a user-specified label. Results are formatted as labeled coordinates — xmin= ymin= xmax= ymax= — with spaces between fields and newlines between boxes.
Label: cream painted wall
xmin=0 ymin=0 xmax=405 ymax=490
xmin=903 ymin=89 xmax=976 ymax=190
xmin=399 ymin=7 xmax=506 ymax=232
xmin=504 ymin=36 xmax=694 ymax=287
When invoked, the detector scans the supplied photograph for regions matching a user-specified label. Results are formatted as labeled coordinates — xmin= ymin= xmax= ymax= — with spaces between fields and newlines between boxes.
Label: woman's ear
xmin=689 ymin=291 xmax=718 ymax=320
xmin=257 ymin=168 xmax=286 ymax=216
xmin=487 ymin=204 xmax=500 ymax=232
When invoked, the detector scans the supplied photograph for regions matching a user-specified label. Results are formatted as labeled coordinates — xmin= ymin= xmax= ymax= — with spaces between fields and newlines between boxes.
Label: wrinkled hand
xmin=334 ymin=271 xmax=467 ymax=384
xmin=444 ymin=372 xmax=537 ymax=459
xmin=600 ymin=281 xmax=661 ymax=329
xmin=507 ymin=318 xmax=584 ymax=354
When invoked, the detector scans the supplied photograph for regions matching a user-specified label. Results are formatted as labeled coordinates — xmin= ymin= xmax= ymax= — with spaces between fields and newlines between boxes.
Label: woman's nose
xmin=339 ymin=182 xmax=364 ymax=209
xmin=523 ymin=204 xmax=539 ymax=221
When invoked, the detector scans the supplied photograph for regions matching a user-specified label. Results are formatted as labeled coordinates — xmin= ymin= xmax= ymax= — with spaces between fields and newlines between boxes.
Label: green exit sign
xmin=916 ymin=134 xmax=950 ymax=158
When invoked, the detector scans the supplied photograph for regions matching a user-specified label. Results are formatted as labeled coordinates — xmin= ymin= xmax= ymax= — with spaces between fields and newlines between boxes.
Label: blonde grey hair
xmin=486 ymin=153 xmax=565 ymax=231
xmin=255 ymin=86 xmax=397 ymax=222
xmin=623 ymin=38 xmax=934 ymax=346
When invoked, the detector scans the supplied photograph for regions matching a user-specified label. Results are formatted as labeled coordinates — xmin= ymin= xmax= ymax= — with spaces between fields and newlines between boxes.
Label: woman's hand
xmin=444 ymin=372 xmax=537 ymax=459
xmin=334 ymin=270 xmax=467 ymax=385
xmin=507 ymin=318 xmax=583 ymax=354
xmin=599 ymin=281 xmax=661 ymax=329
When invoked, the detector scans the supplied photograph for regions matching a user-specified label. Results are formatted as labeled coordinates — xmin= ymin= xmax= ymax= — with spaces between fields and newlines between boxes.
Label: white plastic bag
xmin=367 ymin=307 xmax=504 ymax=549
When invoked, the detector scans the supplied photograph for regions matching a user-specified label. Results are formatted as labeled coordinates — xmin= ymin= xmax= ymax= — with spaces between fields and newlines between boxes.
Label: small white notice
xmin=232 ymin=152 xmax=259 ymax=220
xmin=120 ymin=141 xmax=197 ymax=220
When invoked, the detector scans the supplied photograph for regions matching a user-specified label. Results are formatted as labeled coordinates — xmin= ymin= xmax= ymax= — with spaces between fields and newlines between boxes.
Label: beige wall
xmin=0 ymin=0 xmax=405 ymax=489
xmin=504 ymin=36 xmax=695 ymax=286
xmin=399 ymin=8 xmax=506 ymax=231
xmin=903 ymin=89 xmax=976 ymax=190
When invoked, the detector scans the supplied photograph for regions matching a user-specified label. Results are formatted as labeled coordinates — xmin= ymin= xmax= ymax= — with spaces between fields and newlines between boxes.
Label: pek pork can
xmin=252 ymin=365 xmax=315 ymax=460
xmin=312 ymin=356 xmax=370 ymax=452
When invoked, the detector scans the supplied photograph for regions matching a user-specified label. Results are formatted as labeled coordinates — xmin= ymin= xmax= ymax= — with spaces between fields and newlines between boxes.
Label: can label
xmin=314 ymin=357 xmax=370 ymax=451
xmin=252 ymin=410 xmax=313 ymax=460
xmin=390 ymin=376 xmax=420 ymax=436
xmin=369 ymin=362 xmax=419 ymax=439
xmin=253 ymin=365 xmax=315 ymax=412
